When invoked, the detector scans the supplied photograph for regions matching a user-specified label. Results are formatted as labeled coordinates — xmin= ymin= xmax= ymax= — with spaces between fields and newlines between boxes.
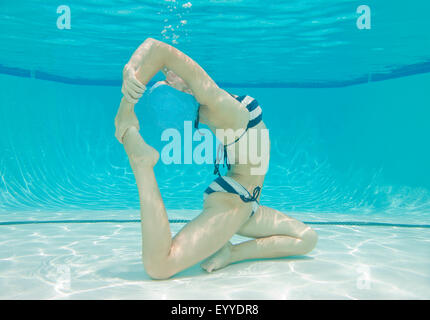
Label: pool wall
xmin=0 ymin=72 xmax=429 ymax=215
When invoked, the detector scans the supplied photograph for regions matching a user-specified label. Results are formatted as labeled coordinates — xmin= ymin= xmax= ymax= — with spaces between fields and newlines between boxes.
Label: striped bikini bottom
xmin=203 ymin=176 xmax=261 ymax=217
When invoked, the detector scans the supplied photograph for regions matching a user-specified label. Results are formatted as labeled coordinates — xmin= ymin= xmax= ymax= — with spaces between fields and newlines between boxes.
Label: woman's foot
xmin=123 ymin=126 xmax=160 ymax=168
xmin=201 ymin=241 xmax=233 ymax=273
xmin=114 ymin=98 xmax=140 ymax=143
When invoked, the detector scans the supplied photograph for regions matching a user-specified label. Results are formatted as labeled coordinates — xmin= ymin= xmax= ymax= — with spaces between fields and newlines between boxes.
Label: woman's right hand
xmin=122 ymin=63 xmax=147 ymax=104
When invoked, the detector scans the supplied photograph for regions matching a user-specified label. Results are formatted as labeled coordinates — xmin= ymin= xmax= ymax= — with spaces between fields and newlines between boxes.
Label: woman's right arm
xmin=123 ymin=38 xmax=249 ymax=132
xmin=124 ymin=38 xmax=241 ymax=116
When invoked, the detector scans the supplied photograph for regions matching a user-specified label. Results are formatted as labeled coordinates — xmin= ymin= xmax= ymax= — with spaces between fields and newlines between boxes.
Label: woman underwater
xmin=114 ymin=38 xmax=318 ymax=280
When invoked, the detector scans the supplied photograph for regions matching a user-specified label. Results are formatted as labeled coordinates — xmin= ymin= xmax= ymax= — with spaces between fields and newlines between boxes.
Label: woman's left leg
xmin=122 ymin=126 xmax=252 ymax=279
xmin=201 ymin=206 xmax=318 ymax=272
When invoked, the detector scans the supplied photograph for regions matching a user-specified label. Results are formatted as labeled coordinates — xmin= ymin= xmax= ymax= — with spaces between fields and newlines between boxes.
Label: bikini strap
xmin=194 ymin=104 xmax=201 ymax=129
xmin=239 ymin=186 xmax=261 ymax=203
xmin=213 ymin=144 xmax=230 ymax=176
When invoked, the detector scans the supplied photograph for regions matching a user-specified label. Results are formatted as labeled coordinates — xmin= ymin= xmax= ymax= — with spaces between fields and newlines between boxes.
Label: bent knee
xmin=144 ymin=260 xmax=174 ymax=280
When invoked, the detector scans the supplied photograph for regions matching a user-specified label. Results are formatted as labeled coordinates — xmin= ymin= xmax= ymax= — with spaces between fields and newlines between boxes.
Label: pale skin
xmin=114 ymin=38 xmax=318 ymax=280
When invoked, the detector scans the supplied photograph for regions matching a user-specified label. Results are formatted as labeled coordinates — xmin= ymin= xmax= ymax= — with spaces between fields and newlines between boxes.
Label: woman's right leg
xmin=122 ymin=126 xmax=173 ymax=271
xmin=122 ymin=126 xmax=255 ymax=279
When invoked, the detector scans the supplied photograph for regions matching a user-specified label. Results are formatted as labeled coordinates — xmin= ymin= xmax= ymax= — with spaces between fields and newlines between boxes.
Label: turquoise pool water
xmin=0 ymin=0 xmax=429 ymax=299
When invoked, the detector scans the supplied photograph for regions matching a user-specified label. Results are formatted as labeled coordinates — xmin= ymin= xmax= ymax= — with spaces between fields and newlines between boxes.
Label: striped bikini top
xmin=232 ymin=94 xmax=263 ymax=130
xmin=194 ymin=93 xmax=263 ymax=176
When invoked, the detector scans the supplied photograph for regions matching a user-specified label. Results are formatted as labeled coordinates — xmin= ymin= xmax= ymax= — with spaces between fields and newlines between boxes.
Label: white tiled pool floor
xmin=0 ymin=210 xmax=429 ymax=299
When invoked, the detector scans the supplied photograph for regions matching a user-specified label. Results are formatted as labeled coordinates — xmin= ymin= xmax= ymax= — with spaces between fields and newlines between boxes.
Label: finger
xmin=122 ymin=84 xmax=138 ymax=104
xmin=128 ymin=80 xmax=146 ymax=95
xmin=119 ymin=130 xmax=126 ymax=144
xmin=119 ymin=125 xmax=130 ymax=144
xmin=125 ymin=89 xmax=142 ymax=103
xmin=123 ymin=87 xmax=138 ymax=104
xmin=124 ymin=93 xmax=138 ymax=104
xmin=125 ymin=84 xmax=143 ymax=101
xmin=122 ymin=83 xmax=139 ymax=102
xmin=115 ymin=129 xmax=123 ymax=144
xmin=121 ymin=84 xmax=140 ymax=104
xmin=130 ymin=76 xmax=146 ymax=91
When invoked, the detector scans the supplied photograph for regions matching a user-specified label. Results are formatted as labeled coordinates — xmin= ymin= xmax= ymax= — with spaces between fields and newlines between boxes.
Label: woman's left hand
xmin=122 ymin=63 xmax=147 ymax=104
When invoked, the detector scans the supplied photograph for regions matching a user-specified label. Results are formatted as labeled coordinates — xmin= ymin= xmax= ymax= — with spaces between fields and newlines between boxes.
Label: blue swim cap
xmin=149 ymin=82 xmax=198 ymax=129
xmin=138 ymin=82 xmax=199 ymax=147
